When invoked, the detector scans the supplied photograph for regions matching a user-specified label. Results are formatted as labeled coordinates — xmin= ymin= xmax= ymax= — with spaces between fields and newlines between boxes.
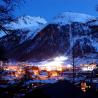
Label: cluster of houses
xmin=0 ymin=61 xmax=97 ymax=86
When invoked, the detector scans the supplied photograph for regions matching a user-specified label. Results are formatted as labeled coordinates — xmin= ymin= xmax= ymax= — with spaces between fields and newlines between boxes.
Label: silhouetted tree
xmin=0 ymin=0 xmax=24 ymax=34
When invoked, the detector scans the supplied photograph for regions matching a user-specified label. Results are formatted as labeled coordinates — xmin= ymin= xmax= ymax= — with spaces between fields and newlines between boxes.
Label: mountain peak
xmin=18 ymin=15 xmax=47 ymax=25
xmin=52 ymin=12 xmax=96 ymax=25
xmin=5 ymin=15 xmax=47 ymax=30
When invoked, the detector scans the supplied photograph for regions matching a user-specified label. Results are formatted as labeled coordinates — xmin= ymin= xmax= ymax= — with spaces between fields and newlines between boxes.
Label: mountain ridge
xmin=0 ymin=12 xmax=98 ymax=64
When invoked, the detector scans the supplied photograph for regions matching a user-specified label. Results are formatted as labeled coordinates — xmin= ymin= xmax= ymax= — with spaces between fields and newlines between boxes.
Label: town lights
xmin=82 ymin=67 xmax=94 ymax=71
xmin=44 ymin=61 xmax=63 ymax=71
xmin=81 ymin=64 xmax=96 ymax=71
xmin=40 ymin=56 xmax=68 ymax=71
xmin=66 ymin=64 xmax=72 ymax=68
xmin=54 ymin=56 xmax=68 ymax=61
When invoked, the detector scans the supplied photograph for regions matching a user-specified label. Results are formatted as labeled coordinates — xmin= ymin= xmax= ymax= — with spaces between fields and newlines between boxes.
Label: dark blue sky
xmin=15 ymin=0 xmax=98 ymax=21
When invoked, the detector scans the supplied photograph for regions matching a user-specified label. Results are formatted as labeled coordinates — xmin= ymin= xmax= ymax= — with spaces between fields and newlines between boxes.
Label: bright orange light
xmin=51 ymin=72 xmax=58 ymax=77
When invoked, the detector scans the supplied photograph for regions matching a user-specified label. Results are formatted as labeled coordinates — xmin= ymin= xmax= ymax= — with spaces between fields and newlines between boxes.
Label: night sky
xmin=15 ymin=0 xmax=98 ymax=21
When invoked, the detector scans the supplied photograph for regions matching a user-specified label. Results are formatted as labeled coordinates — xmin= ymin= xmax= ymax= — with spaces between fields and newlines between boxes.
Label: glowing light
xmin=81 ymin=82 xmax=87 ymax=93
xmin=54 ymin=56 xmax=68 ymax=61
xmin=51 ymin=71 xmax=58 ymax=77
xmin=66 ymin=64 xmax=72 ymax=68
xmin=82 ymin=67 xmax=93 ymax=71
xmin=39 ymin=56 xmax=69 ymax=71
xmin=43 ymin=60 xmax=63 ymax=71
xmin=81 ymin=64 xmax=96 ymax=71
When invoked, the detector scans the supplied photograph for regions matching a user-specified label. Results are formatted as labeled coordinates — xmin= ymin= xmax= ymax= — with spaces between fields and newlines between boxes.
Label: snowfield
xmin=5 ymin=16 xmax=47 ymax=30
xmin=52 ymin=12 xmax=96 ymax=25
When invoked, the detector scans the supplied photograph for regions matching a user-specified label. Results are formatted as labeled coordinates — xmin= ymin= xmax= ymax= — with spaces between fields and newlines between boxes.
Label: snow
xmin=25 ymin=79 xmax=57 ymax=84
xmin=4 ymin=16 xmax=47 ymax=44
xmin=5 ymin=16 xmax=47 ymax=30
xmin=1 ymin=76 xmax=16 ymax=81
xmin=91 ymin=40 xmax=98 ymax=51
xmin=51 ymin=12 xmax=96 ymax=25
xmin=74 ymin=54 xmax=98 ymax=66
xmin=0 ymin=31 xmax=6 ymax=38
xmin=89 ymin=19 xmax=98 ymax=26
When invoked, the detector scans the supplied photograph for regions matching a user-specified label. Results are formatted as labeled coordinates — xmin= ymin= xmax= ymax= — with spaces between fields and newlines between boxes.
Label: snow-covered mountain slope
xmin=0 ymin=31 xmax=6 ymax=38
xmin=0 ymin=12 xmax=98 ymax=64
xmin=0 ymin=16 xmax=47 ymax=54
xmin=7 ymin=12 xmax=98 ymax=63
xmin=52 ymin=12 xmax=96 ymax=25
xmin=4 ymin=16 xmax=47 ymax=43
xmin=5 ymin=16 xmax=47 ymax=30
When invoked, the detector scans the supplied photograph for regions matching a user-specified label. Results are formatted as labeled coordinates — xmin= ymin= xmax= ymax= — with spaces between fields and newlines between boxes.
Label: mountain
xmin=0 ymin=15 xmax=47 ymax=43
xmin=5 ymin=12 xmax=97 ymax=63
xmin=5 ymin=16 xmax=47 ymax=30
xmin=1 ymin=12 xmax=98 ymax=62
xmin=4 ymin=16 xmax=47 ymax=43
xmin=0 ymin=16 xmax=47 ymax=60
xmin=52 ymin=12 xmax=96 ymax=25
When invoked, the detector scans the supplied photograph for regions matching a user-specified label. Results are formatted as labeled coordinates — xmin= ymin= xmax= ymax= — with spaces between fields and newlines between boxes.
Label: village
xmin=0 ymin=59 xmax=98 ymax=98
xmin=0 ymin=60 xmax=97 ymax=85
